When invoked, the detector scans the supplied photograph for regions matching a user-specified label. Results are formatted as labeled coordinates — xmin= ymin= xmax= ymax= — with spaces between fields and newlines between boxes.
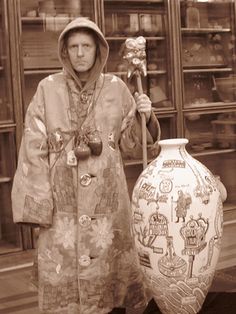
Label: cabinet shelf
xmin=0 ymin=177 xmax=12 ymax=183
xmin=153 ymin=109 xmax=177 ymax=116
xmin=104 ymin=0 xmax=164 ymax=3
xmin=191 ymin=148 xmax=236 ymax=157
xmin=113 ymin=69 xmax=167 ymax=76
xmin=181 ymin=27 xmax=231 ymax=34
xmin=183 ymin=67 xmax=233 ymax=73
xmin=224 ymin=203 xmax=236 ymax=225
xmin=0 ymin=123 xmax=16 ymax=130
xmin=24 ymin=68 xmax=61 ymax=75
xmin=124 ymin=148 xmax=236 ymax=166
xmin=224 ymin=203 xmax=236 ymax=213
xmin=21 ymin=16 xmax=74 ymax=25
xmin=183 ymin=102 xmax=236 ymax=111
xmin=223 ymin=219 xmax=236 ymax=226
xmin=124 ymin=158 xmax=152 ymax=167
xmin=106 ymin=36 xmax=165 ymax=41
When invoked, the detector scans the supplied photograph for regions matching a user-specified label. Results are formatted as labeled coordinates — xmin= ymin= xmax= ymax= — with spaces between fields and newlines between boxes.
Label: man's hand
xmin=134 ymin=92 xmax=152 ymax=123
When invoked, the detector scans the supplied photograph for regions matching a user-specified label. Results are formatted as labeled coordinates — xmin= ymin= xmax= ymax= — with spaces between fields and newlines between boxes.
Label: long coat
xmin=11 ymin=18 xmax=159 ymax=314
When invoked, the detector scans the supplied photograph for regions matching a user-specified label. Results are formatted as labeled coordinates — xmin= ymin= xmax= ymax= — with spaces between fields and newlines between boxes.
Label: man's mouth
xmin=76 ymin=61 xmax=86 ymax=66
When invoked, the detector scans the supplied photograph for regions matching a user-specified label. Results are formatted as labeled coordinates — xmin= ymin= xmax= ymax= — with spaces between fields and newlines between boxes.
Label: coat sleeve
xmin=11 ymin=82 xmax=54 ymax=226
xmin=119 ymin=84 xmax=160 ymax=160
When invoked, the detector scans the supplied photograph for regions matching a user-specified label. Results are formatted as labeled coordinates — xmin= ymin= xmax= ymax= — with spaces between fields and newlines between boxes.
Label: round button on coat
xmin=80 ymin=174 xmax=92 ymax=186
xmin=78 ymin=255 xmax=91 ymax=267
xmin=79 ymin=214 xmax=91 ymax=227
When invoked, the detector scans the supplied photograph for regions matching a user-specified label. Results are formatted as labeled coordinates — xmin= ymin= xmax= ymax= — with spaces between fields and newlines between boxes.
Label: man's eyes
xmin=70 ymin=44 xmax=91 ymax=48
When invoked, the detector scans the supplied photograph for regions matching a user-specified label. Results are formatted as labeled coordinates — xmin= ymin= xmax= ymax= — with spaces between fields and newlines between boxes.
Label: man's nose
xmin=77 ymin=45 xmax=84 ymax=56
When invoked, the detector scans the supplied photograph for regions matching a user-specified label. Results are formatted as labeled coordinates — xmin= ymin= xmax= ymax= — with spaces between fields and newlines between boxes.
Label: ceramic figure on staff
xmin=11 ymin=17 xmax=161 ymax=314
xmin=122 ymin=36 xmax=161 ymax=169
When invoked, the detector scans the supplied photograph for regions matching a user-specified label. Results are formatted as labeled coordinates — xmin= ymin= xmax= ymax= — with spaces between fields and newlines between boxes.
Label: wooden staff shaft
xmin=136 ymin=71 xmax=148 ymax=169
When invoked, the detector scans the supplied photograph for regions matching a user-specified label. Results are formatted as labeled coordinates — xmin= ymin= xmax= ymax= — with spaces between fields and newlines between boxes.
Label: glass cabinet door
xmin=178 ymin=1 xmax=236 ymax=208
xmin=184 ymin=109 xmax=236 ymax=208
xmin=102 ymin=0 xmax=175 ymax=114
xmin=180 ymin=0 xmax=236 ymax=108
xmin=0 ymin=0 xmax=21 ymax=254
xmin=101 ymin=0 xmax=176 ymax=194
xmin=20 ymin=0 xmax=96 ymax=113
xmin=179 ymin=0 xmax=236 ymax=268
xmin=0 ymin=0 xmax=14 ymax=123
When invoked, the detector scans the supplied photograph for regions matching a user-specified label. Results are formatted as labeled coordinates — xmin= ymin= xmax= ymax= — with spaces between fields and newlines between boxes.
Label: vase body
xmin=131 ymin=138 xmax=223 ymax=314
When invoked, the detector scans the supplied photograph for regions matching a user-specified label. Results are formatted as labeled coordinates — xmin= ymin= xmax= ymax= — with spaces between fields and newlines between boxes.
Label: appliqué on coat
xmin=40 ymin=279 xmax=78 ymax=312
xmin=23 ymin=195 xmax=52 ymax=222
xmin=54 ymin=217 xmax=76 ymax=249
xmin=88 ymin=217 xmax=114 ymax=250
xmin=53 ymin=166 xmax=76 ymax=213
xmin=95 ymin=162 xmax=119 ymax=214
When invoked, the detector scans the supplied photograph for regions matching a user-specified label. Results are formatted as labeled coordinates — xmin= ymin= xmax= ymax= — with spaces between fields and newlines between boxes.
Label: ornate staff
xmin=123 ymin=36 xmax=148 ymax=169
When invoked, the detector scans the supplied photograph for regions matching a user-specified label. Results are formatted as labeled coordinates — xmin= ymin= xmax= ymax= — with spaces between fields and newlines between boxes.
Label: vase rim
xmin=158 ymin=138 xmax=189 ymax=146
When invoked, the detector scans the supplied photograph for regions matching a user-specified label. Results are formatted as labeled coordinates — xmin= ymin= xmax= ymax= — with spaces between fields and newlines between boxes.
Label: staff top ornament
xmin=123 ymin=36 xmax=147 ymax=78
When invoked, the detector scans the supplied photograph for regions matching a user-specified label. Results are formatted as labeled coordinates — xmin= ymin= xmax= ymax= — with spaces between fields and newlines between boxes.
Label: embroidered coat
xmin=11 ymin=18 xmax=159 ymax=314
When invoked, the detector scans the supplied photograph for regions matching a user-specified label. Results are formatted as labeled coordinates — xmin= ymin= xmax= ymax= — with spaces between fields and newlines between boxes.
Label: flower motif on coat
xmin=89 ymin=217 xmax=114 ymax=250
xmin=55 ymin=217 xmax=76 ymax=249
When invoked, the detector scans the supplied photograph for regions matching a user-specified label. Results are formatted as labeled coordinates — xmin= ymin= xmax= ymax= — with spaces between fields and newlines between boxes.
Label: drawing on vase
xmin=180 ymin=214 xmax=209 ymax=279
xmin=180 ymin=150 xmax=214 ymax=204
xmin=200 ymin=198 xmax=223 ymax=272
xmin=133 ymin=201 xmax=168 ymax=249
xmin=174 ymin=190 xmax=192 ymax=223
xmin=158 ymin=236 xmax=187 ymax=277
xmin=133 ymin=199 xmax=217 ymax=312
xmin=159 ymin=178 xmax=173 ymax=194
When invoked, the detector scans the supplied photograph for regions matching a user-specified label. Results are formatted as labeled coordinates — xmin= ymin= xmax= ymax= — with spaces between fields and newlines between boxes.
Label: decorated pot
xmin=131 ymin=138 xmax=223 ymax=314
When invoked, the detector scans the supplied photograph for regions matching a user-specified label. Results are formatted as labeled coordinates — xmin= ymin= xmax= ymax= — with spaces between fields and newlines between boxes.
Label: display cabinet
xmin=102 ymin=0 xmax=174 ymax=109
xmin=176 ymin=0 xmax=236 ymax=269
xmin=180 ymin=0 xmax=236 ymax=109
xmin=104 ymin=2 xmax=175 ymax=102
xmin=0 ymin=0 xmax=22 ymax=254
xmin=0 ymin=0 xmax=235 ymax=268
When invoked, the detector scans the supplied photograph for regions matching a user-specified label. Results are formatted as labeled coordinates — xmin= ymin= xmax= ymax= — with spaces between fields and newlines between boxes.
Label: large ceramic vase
xmin=131 ymin=138 xmax=223 ymax=314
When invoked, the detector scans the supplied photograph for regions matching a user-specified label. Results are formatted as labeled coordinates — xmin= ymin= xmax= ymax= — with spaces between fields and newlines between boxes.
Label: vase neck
xmin=159 ymin=138 xmax=189 ymax=152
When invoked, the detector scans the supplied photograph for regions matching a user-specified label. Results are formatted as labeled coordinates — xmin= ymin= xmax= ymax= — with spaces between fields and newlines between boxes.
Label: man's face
xmin=67 ymin=31 xmax=97 ymax=77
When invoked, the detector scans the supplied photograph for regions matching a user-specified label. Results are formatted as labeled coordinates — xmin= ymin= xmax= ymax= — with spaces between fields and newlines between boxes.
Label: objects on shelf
xmin=211 ymin=114 xmax=236 ymax=149
xmin=105 ymin=12 xmax=162 ymax=37
xmin=213 ymin=74 xmax=236 ymax=103
xmin=182 ymin=35 xmax=226 ymax=68
xmin=186 ymin=0 xmax=200 ymax=28
xmin=25 ymin=0 xmax=81 ymax=19
xmin=149 ymin=78 xmax=168 ymax=107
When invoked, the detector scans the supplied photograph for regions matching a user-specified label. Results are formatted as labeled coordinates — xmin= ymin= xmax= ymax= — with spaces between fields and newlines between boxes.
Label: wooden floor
xmin=0 ymin=261 xmax=235 ymax=314
xmin=0 ymin=267 xmax=38 ymax=314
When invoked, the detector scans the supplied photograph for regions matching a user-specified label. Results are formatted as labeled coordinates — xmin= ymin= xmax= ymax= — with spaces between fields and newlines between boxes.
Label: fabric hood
xmin=58 ymin=17 xmax=109 ymax=89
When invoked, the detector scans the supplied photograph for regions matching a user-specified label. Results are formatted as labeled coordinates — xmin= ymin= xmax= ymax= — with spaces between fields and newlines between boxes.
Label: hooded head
xmin=58 ymin=17 xmax=109 ymax=89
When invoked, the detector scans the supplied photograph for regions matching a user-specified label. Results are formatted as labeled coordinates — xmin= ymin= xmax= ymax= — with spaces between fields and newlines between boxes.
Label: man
xmin=12 ymin=17 xmax=159 ymax=313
